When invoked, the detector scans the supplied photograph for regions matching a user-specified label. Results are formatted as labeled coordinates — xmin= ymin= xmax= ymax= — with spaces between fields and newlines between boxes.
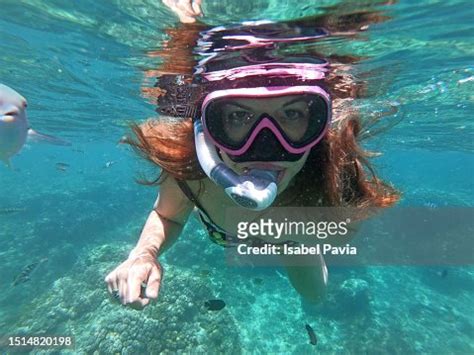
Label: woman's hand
xmin=162 ymin=0 xmax=203 ymax=23
xmin=104 ymin=252 xmax=162 ymax=310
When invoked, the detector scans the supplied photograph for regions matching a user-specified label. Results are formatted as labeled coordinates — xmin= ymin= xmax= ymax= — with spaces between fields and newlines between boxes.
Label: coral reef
xmin=14 ymin=243 xmax=242 ymax=354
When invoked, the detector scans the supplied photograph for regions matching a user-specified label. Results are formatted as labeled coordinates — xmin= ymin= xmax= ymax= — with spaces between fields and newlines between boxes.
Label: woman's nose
xmin=253 ymin=129 xmax=282 ymax=158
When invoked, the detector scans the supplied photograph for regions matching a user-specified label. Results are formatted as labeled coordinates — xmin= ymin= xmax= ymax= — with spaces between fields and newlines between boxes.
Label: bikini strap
xmin=176 ymin=180 xmax=239 ymax=247
xmin=176 ymin=180 xmax=214 ymax=221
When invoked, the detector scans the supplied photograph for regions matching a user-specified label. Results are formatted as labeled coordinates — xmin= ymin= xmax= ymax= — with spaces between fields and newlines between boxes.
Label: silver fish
xmin=0 ymin=207 xmax=26 ymax=215
xmin=0 ymin=84 xmax=70 ymax=168
xmin=55 ymin=162 xmax=70 ymax=171
xmin=12 ymin=257 xmax=48 ymax=286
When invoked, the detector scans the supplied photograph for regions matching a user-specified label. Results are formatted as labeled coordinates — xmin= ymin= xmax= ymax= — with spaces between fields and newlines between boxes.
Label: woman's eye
xmin=228 ymin=111 xmax=253 ymax=123
xmin=283 ymin=109 xmax=304 ymax=121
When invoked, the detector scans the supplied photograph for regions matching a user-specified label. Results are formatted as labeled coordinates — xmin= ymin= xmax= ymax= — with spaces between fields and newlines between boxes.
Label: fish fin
xmin=27 ymin=129 xmax=71 ymax=146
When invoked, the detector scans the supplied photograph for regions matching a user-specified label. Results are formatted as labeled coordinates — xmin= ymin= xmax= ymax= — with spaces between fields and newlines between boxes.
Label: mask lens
xmin=285 ymin=94 xmax=328 ymax=147
xmin=204 ymin=92 xmax=329 ymax=151
xmin=205 ymin=99 xmax=259 ymax=149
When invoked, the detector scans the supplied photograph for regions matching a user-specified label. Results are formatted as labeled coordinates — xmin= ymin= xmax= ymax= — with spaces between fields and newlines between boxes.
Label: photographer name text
xmin=237 ymin=243 xmax=357 ymax=256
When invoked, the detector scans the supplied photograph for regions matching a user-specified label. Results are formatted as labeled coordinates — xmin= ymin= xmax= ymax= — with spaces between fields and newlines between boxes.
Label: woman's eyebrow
xmin=223 ymin=101 xmax=252 ymax=110
xmin=282 ymin=98 xmax=307 ymax=107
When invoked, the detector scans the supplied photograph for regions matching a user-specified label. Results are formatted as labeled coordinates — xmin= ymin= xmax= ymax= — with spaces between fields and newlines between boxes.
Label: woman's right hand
xmin=162 ymin=0 xmax=203 ymax=23
xmin=104 ymin=252 xmax=162 ymax=309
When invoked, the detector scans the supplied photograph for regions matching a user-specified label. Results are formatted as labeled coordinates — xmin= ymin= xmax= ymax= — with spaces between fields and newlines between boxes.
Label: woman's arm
xmin=105 ymin=173 xmax=195 ymax=308
xmin=129 ymin=173 xmax=195 ymax=258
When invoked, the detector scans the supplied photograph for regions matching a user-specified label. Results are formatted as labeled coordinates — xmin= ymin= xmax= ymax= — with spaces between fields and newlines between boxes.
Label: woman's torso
xmin=183 ymin=177 xmax=294 ymax=245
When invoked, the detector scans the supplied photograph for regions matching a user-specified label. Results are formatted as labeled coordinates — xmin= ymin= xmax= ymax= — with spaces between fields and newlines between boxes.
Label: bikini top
xmin=176 ymin=180 xmax=241 ymax=247
xmin=176 ymin=180 xmax=300 ymax=248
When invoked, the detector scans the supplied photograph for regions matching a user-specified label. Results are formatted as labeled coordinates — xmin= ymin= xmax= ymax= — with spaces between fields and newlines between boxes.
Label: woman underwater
xmin=105 ymin=1 xmax=399 ymax=309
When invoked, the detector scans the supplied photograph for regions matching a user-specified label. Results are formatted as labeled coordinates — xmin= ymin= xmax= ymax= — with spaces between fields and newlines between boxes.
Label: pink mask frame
xmin=201 ymin=86 xmax=332 ymax=156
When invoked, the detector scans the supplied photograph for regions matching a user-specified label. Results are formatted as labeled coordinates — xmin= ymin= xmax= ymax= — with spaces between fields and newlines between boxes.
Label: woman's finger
xmin=111 ymin=274 xmax=119 ymax=294
xmin=162 ymin=0 xmax=198 ymax=23
xmin=104 ymin=274 xmax=113 ymax=293
xmin=105 ymin=272 xmax=118 ymax=295
xmin=175 ymin=9 xmax=197 ymax=23
xmin=163 ymin=0 xmax=193 ymax=16
xmin=176 ymin=0 xmax=196 ymax=16
xmin=192 ymin=0 xmax=203 ymax=16
xmin=105 ymin=273 xmax=121 ymax=302
xmin=139 ymin=298 xmax=150 ymax=307
xmin=119 ymin=278 xmax=128 ymax=305
xmin=129 ymin=297 xmax=150 ymax=310
xmin=145 ymin=266 xmax=162 ymax=299
xmin=106 ymin=281 xmax=113 ymax=294
xmin=127 ymin=270 xmax=144 ymax=303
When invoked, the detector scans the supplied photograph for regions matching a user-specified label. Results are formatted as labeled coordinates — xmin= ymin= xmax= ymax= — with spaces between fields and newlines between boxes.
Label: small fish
xmin=199 ymin=269 xmax=211 ymax=277
xmin=12 ymin=257 xmax=48 ymax=286
xmin=104 ymin=161 xmax=116 ymax=169
xmin=253 ymin=277 xmax=264 ymax=285
xmin=0 ymin=207 xmax=26 ymax=215
xmin=305 ymin=324 xmax=317 ymax=346
xmin=205 ymin=299 xmax=226 ymax=311
xmin=438 ymin=269 xmax=448 ymax=278
xmin=423 ymin=202 xmax=438 ymax=209
xmin=55 ymin=162 xmax=70 ymax=171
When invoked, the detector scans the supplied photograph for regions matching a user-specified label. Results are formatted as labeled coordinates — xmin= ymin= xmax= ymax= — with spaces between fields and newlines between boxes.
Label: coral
xmin=14 ymin=243 xmax=242 ymax=353
xmin=338 ymin=278 xmax=371 ymax=313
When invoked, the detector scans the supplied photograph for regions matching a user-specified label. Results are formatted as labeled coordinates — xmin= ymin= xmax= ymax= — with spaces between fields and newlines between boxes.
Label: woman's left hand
xmin=162 ymin=0 xmax=203 ymax=23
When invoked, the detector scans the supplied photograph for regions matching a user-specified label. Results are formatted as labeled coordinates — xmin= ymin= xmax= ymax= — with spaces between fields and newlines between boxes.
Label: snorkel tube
xmin=194 ymin=119 xmax=278 ymax=210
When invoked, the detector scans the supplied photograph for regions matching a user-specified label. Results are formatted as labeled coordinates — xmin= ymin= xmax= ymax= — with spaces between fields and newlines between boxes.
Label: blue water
xmin=1 ymin=0 xmax=473 ymax=353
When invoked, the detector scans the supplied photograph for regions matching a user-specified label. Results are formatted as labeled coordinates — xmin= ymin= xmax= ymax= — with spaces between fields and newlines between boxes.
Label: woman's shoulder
xmin=159 ymin=172 xmax=211 ymax=203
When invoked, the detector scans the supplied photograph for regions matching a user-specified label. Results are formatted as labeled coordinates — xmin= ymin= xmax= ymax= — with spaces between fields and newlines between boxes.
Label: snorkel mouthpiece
xmin=213 ymin=166 xmax=278 ymax=209
xmin=194 ymin=120 xmax=278 ymax=210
